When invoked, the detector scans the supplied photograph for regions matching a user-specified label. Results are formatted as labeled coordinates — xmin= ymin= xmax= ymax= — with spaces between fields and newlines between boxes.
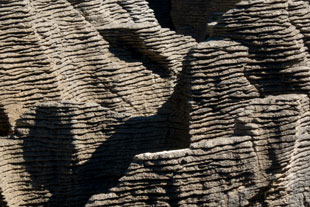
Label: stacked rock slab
xmin=2 ymin=0 xmax=310 ymax=206
xmin=235 ymin=95 xmax=310 ymax=206
xmin=86 ymin=136 xmax=262 ymax=207
xmin=0 ymin=0 xmax=196 ymax=128
xmin=170 ymin=0 xmax=241 ymax=41
xmin=85 ymin=42 xmax=310 ymax=206
xmin=85 ymin=96 xmax=310 ymax=207
xmin=84 ymin=0 xmax=310 ymax=206
xmin=0 ymin=0 xmax=61 ymax=126
xmin=0 ymin=102 xmax=183 ymax=206
xmin=208 ymin=0 xmax=310 ymax=94
xmin=0 ymin=0 xmax=195 ymax=206
xmin=288 ymin=0 xmax=310 ymax=51
xmin=184 ymin=39 xmax=259 ymax=144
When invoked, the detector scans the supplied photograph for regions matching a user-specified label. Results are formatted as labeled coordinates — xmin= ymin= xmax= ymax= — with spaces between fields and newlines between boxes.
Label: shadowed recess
xmin=0 ymin=106 xmax=11 ymax=136
xmin=21 ymin=81 xmax=190 ymax=206
xmin=146 ymin=0 xmax=175 ymax=30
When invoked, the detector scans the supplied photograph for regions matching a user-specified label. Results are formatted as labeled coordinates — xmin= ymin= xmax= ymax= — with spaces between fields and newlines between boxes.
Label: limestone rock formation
xmin=170 ymin=0 xmax=240 ymax=41
xmin=1 ymin=0 xmax=310 ymax=206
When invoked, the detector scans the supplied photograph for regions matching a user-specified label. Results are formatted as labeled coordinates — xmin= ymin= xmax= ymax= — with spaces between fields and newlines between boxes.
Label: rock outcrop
xmin=170 ymin=0 xmax=240 ymax=41
xmin=0 ymin=101 xmax=188 ymax=206
xmin=1 ymin=0 xmax=310 ymax=206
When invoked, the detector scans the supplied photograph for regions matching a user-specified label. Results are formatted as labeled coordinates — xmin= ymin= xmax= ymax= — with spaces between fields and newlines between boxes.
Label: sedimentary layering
xmin=0 ymin=102 xmax=187 ymax=206
xmin=1 ymin=0 xmax=310 ymax=206
xmin=170 ymin=0 xmax=241 ymax=41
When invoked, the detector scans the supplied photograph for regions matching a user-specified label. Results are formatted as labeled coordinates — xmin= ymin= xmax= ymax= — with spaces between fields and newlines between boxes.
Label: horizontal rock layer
xmin=1 ymin=0 xmax=310 ymax=206
xmin=85 ymin=95 xmax=310 ymax=207
xmin=86 ymin=136 xmax=261 ymax=207
xmin=185 ymin=39 xmax=259 ymax=144
xmin=0 ymin=101 xmax=188 ymax=206
xmin=0 ymin=0 xmax=195 ymax=206
xmin=0 ymin=0 xmax=196 ymax=128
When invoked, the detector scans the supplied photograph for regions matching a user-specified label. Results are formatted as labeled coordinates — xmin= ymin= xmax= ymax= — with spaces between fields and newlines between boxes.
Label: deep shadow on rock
xmin=146 ymin=0 xmax=175 ymax=30
xmin=21 ymin=79 xmax=190 ymax=206
xmin=0 ymin=189 xmax=7 ymax=207
xmin=0 ymin=105 xmax=11 ymax=136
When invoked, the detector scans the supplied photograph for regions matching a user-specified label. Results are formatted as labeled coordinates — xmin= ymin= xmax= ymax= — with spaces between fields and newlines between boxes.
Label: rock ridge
xmin=1 ymin=0 xmax=310 ymax=206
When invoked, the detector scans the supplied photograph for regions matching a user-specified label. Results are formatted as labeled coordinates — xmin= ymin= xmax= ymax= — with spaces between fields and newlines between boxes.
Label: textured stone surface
xmin=185 ymin=40 xmax=259 ymax=144
xmin=1 ymin=0 xmax=310 ymax=206
xmin=0 ymin=102 xmax=187 ymax=206
xmin=171 ymin=0 xmax=240 ymax=41
xmin=86 ymin=136 xmax=261 ymax=207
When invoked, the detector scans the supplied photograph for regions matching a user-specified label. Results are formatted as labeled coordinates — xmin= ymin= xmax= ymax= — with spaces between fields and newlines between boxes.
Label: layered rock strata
xmin=85 ymin=0 xmax=310 ymax=206
xmin=0 ymin=0 xmax=195 ymax=128
xmin=170 ymin=0 xmax=240 ymax=41
xmin=1 ymin=0 xmax=310 ymax=206
xmin=0 ymin=102 xmax=184 ymax=206
xmin=185 ymin=40 xmax=259 ymax=144
xmin=208 ymin=0 xmax=310 ymax=94
xmin=0 ymin=0 xmax=195 ymax=206
xmin=86 ymin=136 xmax=261 ymax=207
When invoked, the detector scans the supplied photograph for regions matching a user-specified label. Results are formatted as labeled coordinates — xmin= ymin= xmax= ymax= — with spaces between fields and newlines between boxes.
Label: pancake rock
xmin=171 ymin=0 xmax=240 ymax=41
xmin=1 ymin=0 xmax=310 ymax=206
xmin=0 ymin=0 xmax=195 ymax=205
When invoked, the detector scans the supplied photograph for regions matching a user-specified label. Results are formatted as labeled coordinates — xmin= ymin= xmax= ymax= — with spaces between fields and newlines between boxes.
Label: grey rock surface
xmin=1 ymin=0 xmax=310 ymax=206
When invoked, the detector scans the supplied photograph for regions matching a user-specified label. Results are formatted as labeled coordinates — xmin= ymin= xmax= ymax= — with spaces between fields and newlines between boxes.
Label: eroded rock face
xmin=1 ymin=0 xmax=310 ymax=206
xmin=0 ymin=0 xmax=195 ymax=206
xmin=171 ymin=0 xmax=241 ymax=41
xmin=1 ymin=102 xmax=187 ymax=206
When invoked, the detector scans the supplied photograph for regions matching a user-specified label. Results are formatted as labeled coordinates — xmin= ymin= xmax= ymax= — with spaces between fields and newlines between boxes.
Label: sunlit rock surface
xmin=1 ymin=0 xmax=310 ymax=206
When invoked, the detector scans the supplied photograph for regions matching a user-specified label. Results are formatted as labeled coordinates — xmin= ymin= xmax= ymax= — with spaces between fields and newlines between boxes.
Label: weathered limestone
xmin=86 ymin=136 xmax=261 ymax=207
xmin=208 ymin=0 xmax=310 ymax=94
xmin=185 ymin=39 xmax=259 ymax=144
xmin=2 ymin=0 xmax=310 ymax=206
xmin=86 ymin=94 xmax=310 ymax=206
xmin=0 ymin=102 xmax=184 ymax=206
xmin=171 ymin=0 xmax=241 ymax=41
xmin=0 ymin=0 xmax=196 ymax=130
xmin=235 ymin=95 xmax=310 ymax=206
xmin=0 ymin=0 xmax=195 ymax=205
xmin=83 ymin=0 xmax=310 ymax=206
